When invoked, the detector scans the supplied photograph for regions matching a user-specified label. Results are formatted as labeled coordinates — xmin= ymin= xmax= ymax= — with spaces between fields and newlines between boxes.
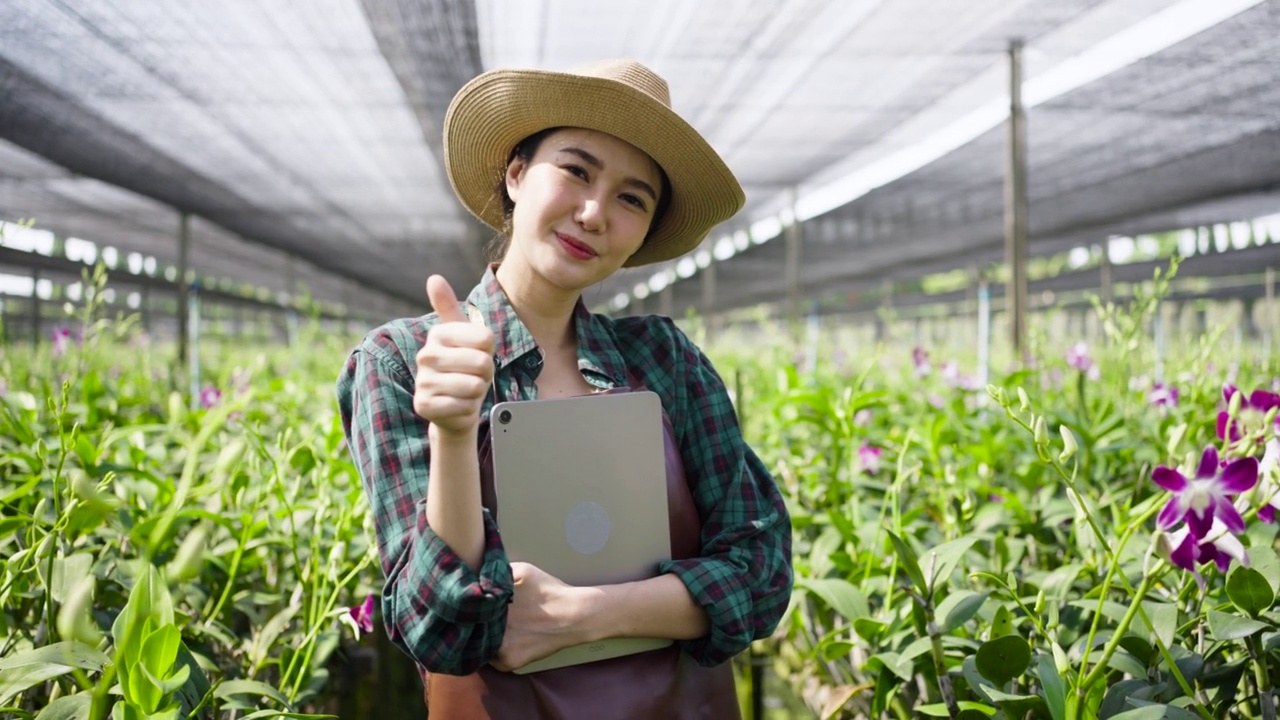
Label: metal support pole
xmin=785 ymin=209 xmax=802 ymax=339
xmin=1100 ymin=237 xmax=1114 ymax=305
xmin=659 ymin=284 xmax=673 ymax=318
xmin=176 ymin=212 xmax=191 ymax=366
xmin=1004 ymin=39 xmax=1030 ymax=362
xmin=140 ymin=284 xmax=151 ymax=334
xmin=30 ymin=265 xmax=41 ymax=347
xmin=978 ymin=280 xmax=991 ymax=391
xmin=1266 ymin=266 xmax=1276 ymax=359
xmin=188 ymin=284 xmax=201 ymax=408
xmin=702 ymin=258 xmax=717 ymax=342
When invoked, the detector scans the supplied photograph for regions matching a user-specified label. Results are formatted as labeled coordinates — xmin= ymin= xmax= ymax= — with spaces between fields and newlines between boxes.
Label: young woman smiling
xmin=337 ymin=60 xmax=793 ymax=718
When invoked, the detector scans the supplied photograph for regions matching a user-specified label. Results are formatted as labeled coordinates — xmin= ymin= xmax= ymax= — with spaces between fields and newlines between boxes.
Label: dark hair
xmin=486 ymin=128 xmax=673 ymax=262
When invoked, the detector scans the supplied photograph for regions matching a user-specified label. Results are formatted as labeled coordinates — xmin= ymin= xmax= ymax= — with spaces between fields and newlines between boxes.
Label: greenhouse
xmin=2 ymin=0 xmax=1279 ymax=718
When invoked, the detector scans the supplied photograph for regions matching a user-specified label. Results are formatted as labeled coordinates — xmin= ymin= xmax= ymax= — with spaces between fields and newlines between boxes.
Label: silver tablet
xmin=489 ymin=390 xmax=673 ymax=674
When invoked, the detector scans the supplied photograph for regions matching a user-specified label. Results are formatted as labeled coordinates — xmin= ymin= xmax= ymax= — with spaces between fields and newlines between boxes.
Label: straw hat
xmin=443 ymin=59 xmax=745 ymax=267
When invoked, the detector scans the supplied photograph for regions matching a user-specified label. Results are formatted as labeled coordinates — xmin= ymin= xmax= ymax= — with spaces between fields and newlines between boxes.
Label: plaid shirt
xmin=336 ymin=266 xmax=792 ymax=676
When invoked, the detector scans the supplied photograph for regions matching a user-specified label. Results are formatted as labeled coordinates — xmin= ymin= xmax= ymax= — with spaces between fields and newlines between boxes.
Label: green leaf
xmin=938 ymin=591 xmax=988 ymax=633
xmin=975 ymin=635 xmax=1032 ymax=686
xmin=869 ymin=651 xmax=914 ymax=681
xmin=139 ymin=625 xmax=181 ymax=680
xmin=213 ymin=679 xmax=292 ymax=708
xmin=1226 ymin=566 xmax=1275 ymax=617
xmin=923 ymin=536 xmax=978 ymax=593
xmin=1109 ymin=708 xmax=1165 ymax=720
xmin=248 ymin=604 xmax=300 ymax=671
xmin=983 ymin=687 xmax=1046 ymax=717
xmin=886 ymin=531 xmax=928 ymax=596
xmin=819 ymin=639 xmax=854 ymax=662
xmin=0 ymin=642 xmax=111 ymax=672
xmin=989 ymin=605 xmax=1015 ymax=639
xmin=0 ymin=642 xmax=111 ymax=706
xmin=795 ymin=578 xmax=869 ymax=622
xmin=287 ymin=444 xmax=317 ymax=475
xmin=140 ymin=661 xmax=190 ymax=697
xmin=1207 ymin=609 xmax=1270 ymax=641
xmin=234 ymin=707 xmax=337 ymax=712
xmin=34 ymin=692 xmax=91 ymax=720
xmin=1250 ymin=545 xmax=1280 ymax=596
xmin=1037 ymin=654 xmax=1067 ymax=720
xmin=1145 ymin=601 xmax=1178 ymax=649
xmin=853 ymin=617 xmax=886 ymax=642
xmin=917 ymin=701 xmax=997 ymax=717
xmin=50 ymin=553 xmax=94 ymax=604
xmin=1118 ymin=636 xmax=1156 ymax=667
xmin=0 ymin=665 xmax=77 ymax=708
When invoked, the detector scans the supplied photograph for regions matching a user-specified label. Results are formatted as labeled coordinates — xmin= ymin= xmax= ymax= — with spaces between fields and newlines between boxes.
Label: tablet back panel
xmin=490 ymin=391 xmax=671 ymax=586
xmin=489 ymin=391 xmax=674 ymax=674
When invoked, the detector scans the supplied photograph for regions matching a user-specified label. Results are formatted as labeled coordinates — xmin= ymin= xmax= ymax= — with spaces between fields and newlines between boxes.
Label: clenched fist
xmin=415 ymin=275 xmax=495 ymax=437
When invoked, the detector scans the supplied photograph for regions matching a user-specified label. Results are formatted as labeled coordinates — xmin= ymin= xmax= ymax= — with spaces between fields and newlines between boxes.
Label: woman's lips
xmin=556 ymin=232 xmax=597 ymax=260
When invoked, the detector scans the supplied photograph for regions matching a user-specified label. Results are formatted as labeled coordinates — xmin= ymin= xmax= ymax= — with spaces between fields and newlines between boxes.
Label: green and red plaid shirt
xmin=336 ymin=266 xmax=792 ymax=676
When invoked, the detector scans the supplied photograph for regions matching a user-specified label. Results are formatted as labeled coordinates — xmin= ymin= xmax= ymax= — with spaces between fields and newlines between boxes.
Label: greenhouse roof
xmin=1 ymin=0 xmax=1277 ymax=318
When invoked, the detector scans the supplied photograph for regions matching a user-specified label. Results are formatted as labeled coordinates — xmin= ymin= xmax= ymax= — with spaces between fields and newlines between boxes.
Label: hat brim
xmin=443 ymin=68 xmax=745 ymax=267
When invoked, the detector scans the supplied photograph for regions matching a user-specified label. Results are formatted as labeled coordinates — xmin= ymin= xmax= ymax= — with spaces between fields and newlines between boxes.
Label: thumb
xmin=426 ymin=275 xmax=466 ymax=323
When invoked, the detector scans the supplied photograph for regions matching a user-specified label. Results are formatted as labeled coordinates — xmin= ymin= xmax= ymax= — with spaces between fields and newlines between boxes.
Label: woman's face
xmin=503 ymin=128 xmax=664 ymax=292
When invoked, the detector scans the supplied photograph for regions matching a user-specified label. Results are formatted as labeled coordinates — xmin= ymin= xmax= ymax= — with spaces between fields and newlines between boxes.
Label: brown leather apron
xmin=423 ymin=378 xmax=741 ymax=719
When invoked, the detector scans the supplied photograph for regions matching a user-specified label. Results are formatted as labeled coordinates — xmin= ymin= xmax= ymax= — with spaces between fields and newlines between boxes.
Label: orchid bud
xmin=1266 ymin=406 xmax=1279 ymax=429
xmin=166 ymin=524 xmax=208 ymax=583
xmin=987 ymin=385 xmax=1006 ymax=406
xmin=1166 ymin=423 xmax=1188 ymax=458
xmin=1229 ymin=389 xmax=1243 ymax=417
xmin=1058 ymin=425 xmax=1078 ymax=462
xmin=1016 ymin=387 xmax=1030 ymax=412
xmin=70 ymin=470 xmax=118 ymax=516
xmin=1034 ymin=416 xmax=1049 ymax=446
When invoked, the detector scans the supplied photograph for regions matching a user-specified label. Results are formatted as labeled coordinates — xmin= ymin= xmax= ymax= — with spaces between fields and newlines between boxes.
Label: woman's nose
xmin=576 ymin=196 xmax=605 ymax=233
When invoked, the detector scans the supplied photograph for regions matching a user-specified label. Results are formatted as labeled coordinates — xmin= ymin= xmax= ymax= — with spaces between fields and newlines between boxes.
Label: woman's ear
xmin=505 ymin=157 xmax=527 ymax=205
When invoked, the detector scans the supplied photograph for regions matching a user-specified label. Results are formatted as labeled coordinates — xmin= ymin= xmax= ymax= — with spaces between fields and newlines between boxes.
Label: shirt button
xmin=524 ymin=355 xmax=540 ymax=369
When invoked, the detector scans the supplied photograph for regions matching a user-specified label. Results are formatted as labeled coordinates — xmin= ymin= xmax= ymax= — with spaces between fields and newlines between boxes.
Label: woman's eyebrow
xmin=559 ymin=146 xmax=658 ymax=203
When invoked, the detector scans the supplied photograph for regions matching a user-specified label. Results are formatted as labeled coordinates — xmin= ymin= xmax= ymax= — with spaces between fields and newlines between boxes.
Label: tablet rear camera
xmin=498 ymin=409 xmax=512 ymax=425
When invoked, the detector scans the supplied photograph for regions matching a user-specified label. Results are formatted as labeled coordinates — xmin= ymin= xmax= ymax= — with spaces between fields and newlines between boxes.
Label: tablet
xmin=489 ymin=390 xmax=673 ymax=674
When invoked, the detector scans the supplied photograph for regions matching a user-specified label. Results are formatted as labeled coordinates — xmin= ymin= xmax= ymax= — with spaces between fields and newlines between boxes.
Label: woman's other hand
xmin=492 ymin=562 xmax=586 ymax=672
xmin=417 ymin=274 xmax=495 ymax=437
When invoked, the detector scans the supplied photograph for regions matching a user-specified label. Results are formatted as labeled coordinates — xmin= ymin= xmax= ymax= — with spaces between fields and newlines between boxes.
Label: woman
xmin=337 ymin=60 xmax=792 ymax=718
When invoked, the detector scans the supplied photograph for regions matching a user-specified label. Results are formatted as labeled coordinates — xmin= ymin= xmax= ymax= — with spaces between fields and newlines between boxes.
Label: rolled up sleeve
xmin=337 ymin=343 xmax=513 ymax=675
xmin=657 ymin=325 xmax=793 ymax=666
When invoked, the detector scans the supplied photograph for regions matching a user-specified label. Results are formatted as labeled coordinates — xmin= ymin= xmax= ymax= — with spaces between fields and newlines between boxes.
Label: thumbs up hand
xmin=414 ymin=275 xmax=496 ymax=437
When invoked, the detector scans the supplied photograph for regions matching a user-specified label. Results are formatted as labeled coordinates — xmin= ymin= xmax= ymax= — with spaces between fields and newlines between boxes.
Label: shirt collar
xmin=466 ymin=264 xmax=629 ymax=388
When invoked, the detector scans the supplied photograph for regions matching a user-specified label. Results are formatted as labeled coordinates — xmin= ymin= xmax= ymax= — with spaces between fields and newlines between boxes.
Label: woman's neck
xmin=494 ymin=259 xmax=579 ymax=354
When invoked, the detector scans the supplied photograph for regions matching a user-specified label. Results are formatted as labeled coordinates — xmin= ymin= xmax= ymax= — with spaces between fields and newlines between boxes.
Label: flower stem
xmin=1080 ymin=574 xmax=1154 ymax=693
xmin=1249 ymin=634 xmax=1276 ymax=720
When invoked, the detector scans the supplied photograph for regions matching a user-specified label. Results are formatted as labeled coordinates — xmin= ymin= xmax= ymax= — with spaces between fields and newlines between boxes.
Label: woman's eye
xmin=620 ymin=193 xmax=647 ymax=211
xmin=564 ymin=164 xmax=588 ymax=180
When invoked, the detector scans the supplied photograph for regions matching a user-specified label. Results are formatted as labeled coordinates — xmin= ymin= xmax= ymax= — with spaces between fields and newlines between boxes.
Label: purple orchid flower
xmin=350 ymin=594 xmax=375 ymax=635
xmin=51 ymin=327 xmax=73 ymax=356
xmin=912 ymin=347 xmax=930 ymax=378
xmin=1149 ymin=383 xmax=1179 ymax=408
xmin=1065 ymin=342 xmax=1100 ymax=380
xmin=1217 ymin=385 xmax=1280 ymax=442
xmin=858 ymin=444 xmax=882 ymax=474
xmin=1166 ymin=516 xmax=1250 ymax=585
xmin=199 ymin=385 xmax=222 ymax=409
xmin=1254 ymin=440 xmax=1280 ymax=523
xmin=1154 ymin=445 xmax=1258 ymax=539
